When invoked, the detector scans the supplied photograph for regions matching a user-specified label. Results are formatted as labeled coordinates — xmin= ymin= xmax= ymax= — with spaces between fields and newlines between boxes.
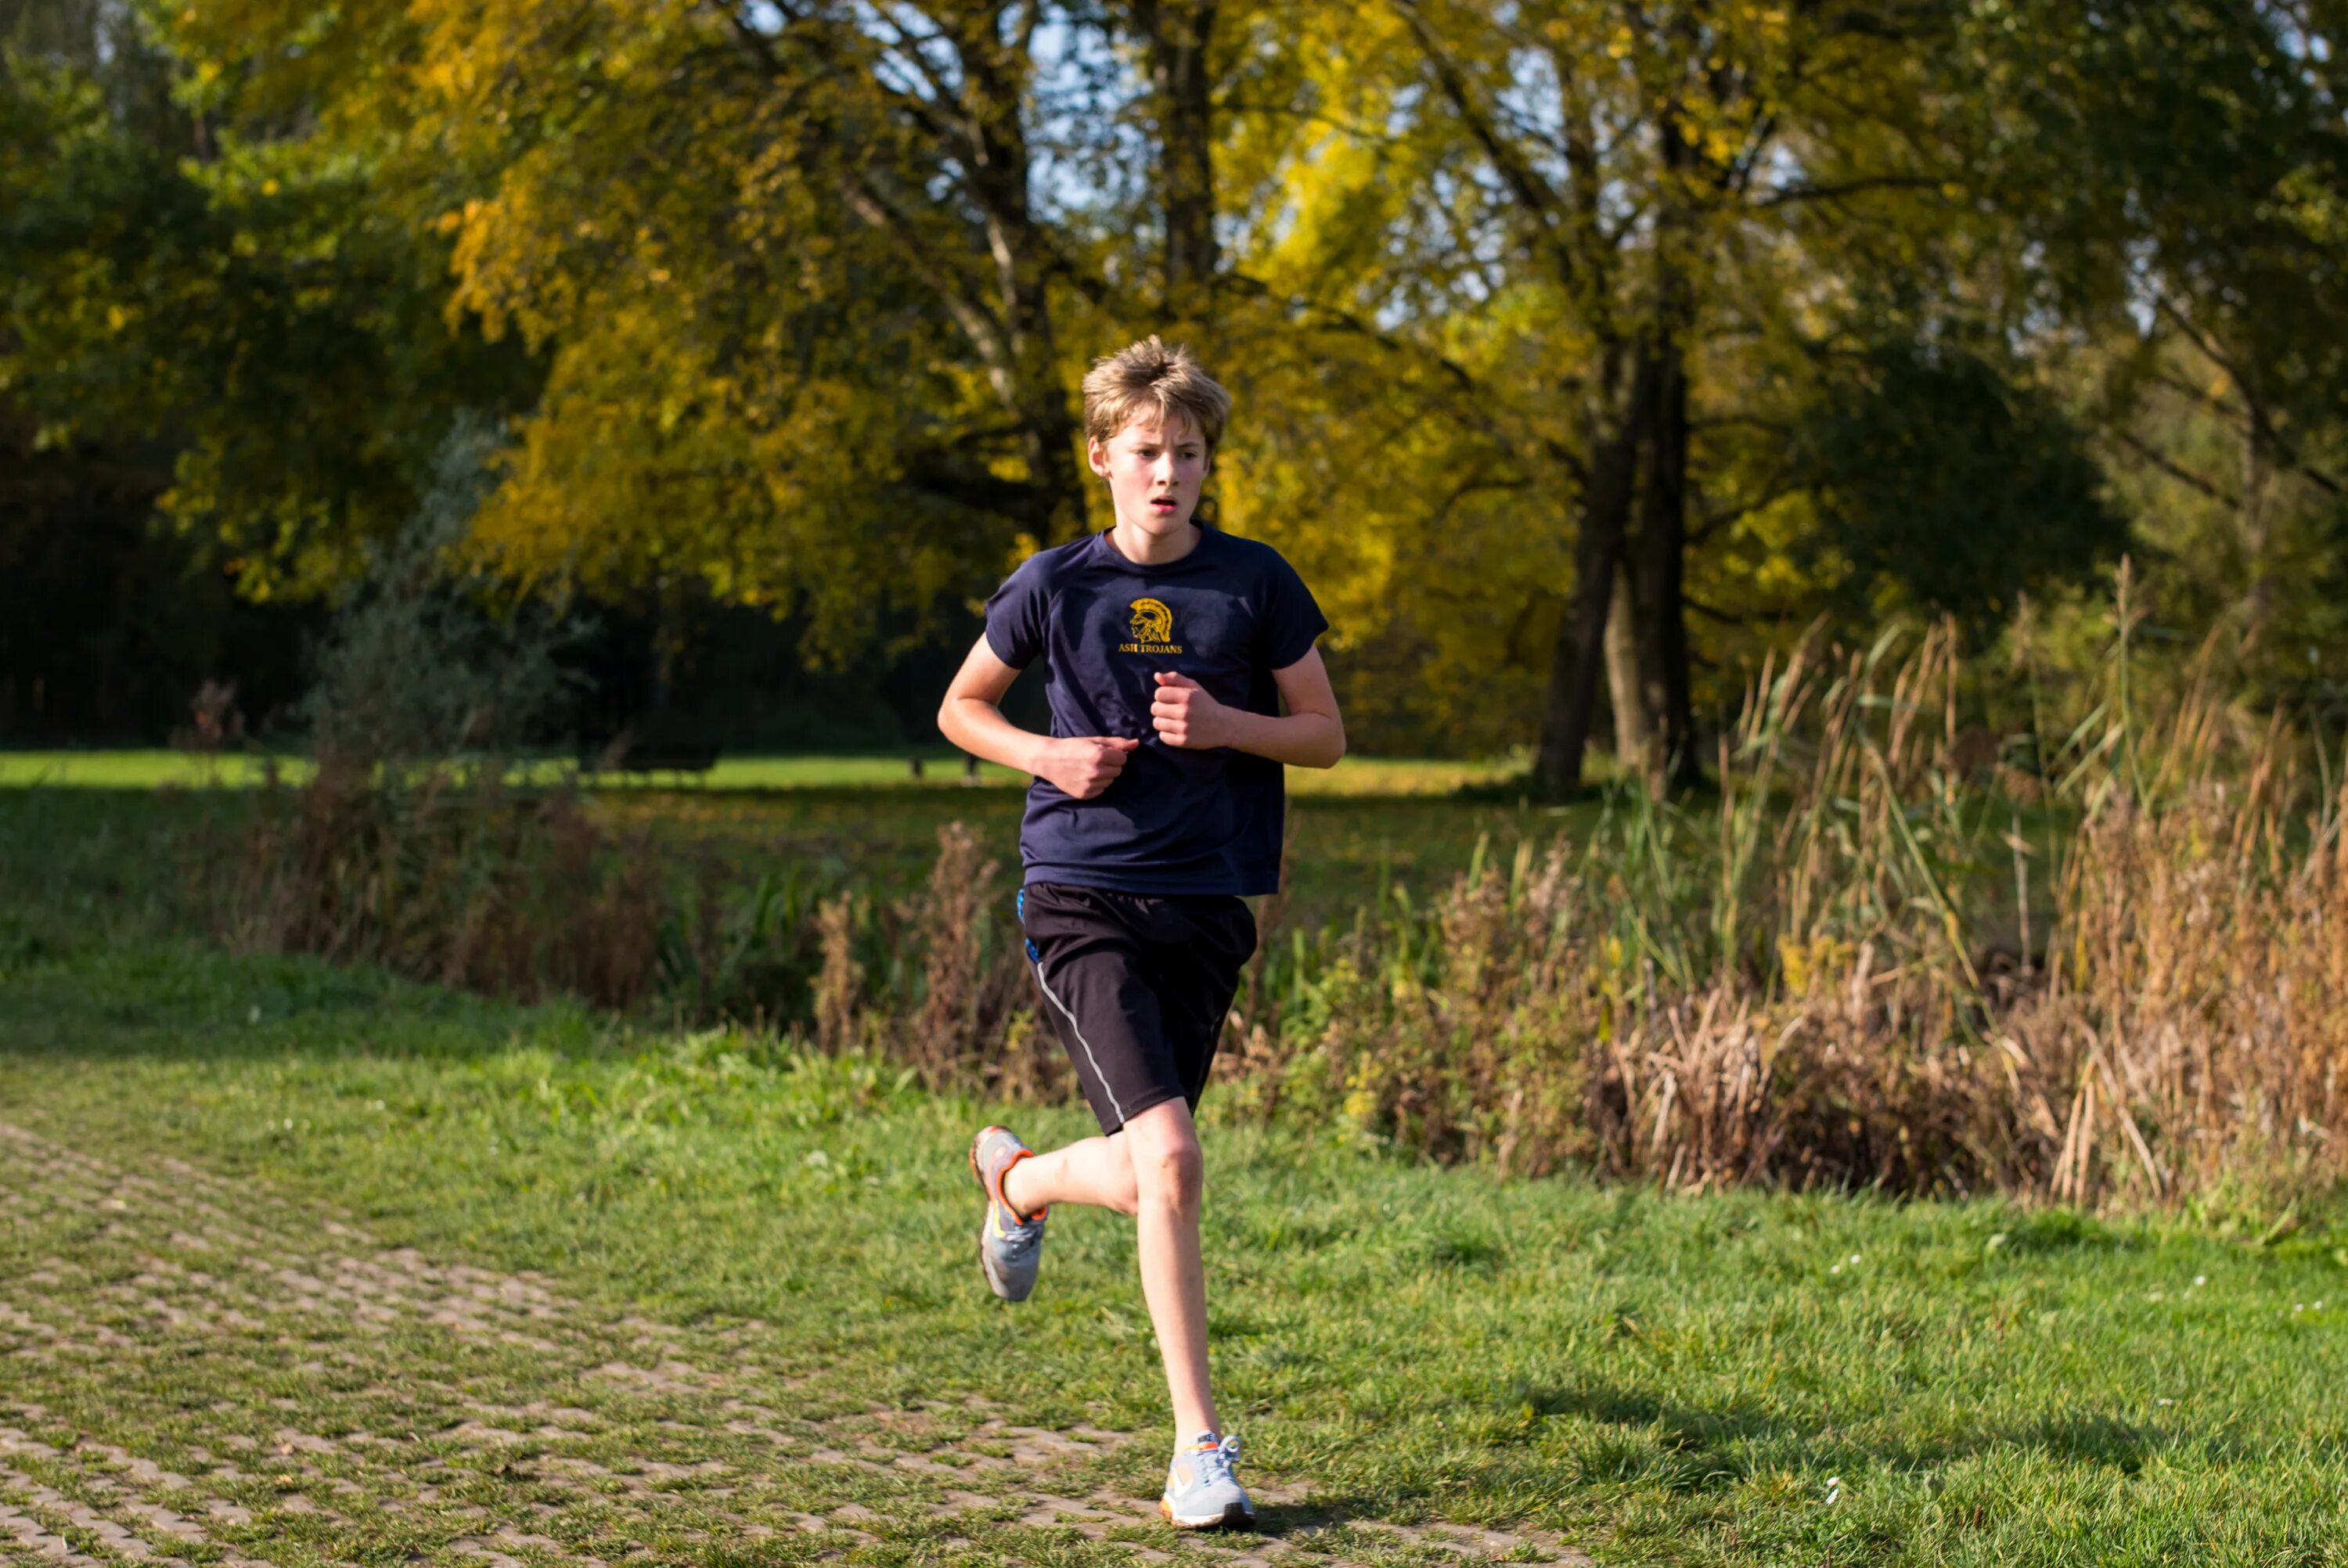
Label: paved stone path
xmin=0 ymin=1122 xmax=1583 ymax=1567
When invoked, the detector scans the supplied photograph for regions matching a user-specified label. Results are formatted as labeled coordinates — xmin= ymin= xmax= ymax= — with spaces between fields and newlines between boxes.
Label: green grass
xmin=0 ymin=749 xmax=1523 ymax=797
xmin=0 ymin=747 xmax=308 ymax=788
xmin=4 ymin=935 xmax=2346 ymax=1564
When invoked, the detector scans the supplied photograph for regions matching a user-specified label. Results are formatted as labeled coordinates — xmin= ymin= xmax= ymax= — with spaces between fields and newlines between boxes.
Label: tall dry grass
xmin=811 ymin=822 xmax=1062 ymax=1098
xmin=1226 ymin=607 xmax=2347 ymax=1207
xmin=202 ymin=758 xmax=667 ymax=1009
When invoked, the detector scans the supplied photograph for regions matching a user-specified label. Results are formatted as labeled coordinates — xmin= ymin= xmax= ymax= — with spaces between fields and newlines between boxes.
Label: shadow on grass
xmin=1248 ymin=1496 xmax=1514 ymax=1545
xmin=1243 ymin=1491 xmax=1587 ymax=1563
xmin=1525 ymin=1381 xmax=2170 ymax=1490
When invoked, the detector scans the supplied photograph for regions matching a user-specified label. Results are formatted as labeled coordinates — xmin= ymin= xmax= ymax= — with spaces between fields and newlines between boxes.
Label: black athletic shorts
xmin=1017 ymin=881 xmax=1259 ymax=1136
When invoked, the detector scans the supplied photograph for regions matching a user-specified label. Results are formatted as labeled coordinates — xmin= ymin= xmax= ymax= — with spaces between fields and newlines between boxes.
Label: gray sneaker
xmin=1160 ymin=1432 xmax=1253 ymax=1530
xmin=968 ymin=1125 xmax=1046 ymax=1301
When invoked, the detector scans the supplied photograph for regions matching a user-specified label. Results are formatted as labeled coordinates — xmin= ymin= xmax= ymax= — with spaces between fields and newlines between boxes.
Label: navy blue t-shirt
xmin=984 ymin=525 xmax=1329 ymax=897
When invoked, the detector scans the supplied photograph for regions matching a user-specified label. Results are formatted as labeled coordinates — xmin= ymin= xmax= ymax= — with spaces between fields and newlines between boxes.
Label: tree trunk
xmin=1136 ymin=0 xmax=1219 ymax=322
xmin=1534 ymin=345 xmax=1661 ymax=798
xmin=951 ymin=11 xmax=1090 ymax=541
xmin=2238 ymin=401 xmax=2277 ymax=652
xmin=1637 ymin=115 xmax=1702 ymax=792
xmin=1014 ymin=373 xmax=1087 ymax=544
xmin=1636 ymin=338 xmax=1701 ymax=789
xmin=1604 ymin=565 xmax=1651 ymax=780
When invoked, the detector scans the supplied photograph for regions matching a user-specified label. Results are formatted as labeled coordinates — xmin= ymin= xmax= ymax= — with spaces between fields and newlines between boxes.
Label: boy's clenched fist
xmin=1151 ymin=671 xmax=1232 ymax=750
xmin=1036 ymin=735 xmax=1140 ymax=799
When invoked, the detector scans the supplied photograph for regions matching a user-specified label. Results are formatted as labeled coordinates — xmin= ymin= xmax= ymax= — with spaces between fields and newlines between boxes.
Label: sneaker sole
xmin=970 ymin=1128 xmax=1032 ymax=1304
xmin=1159 ymin=1498 xmax=1255 ymax=1530
xmin=977 ymin=1230 xmax=1013 ymax=1299
xmin=977 ymin=1221 xmax=1035 ymax=1301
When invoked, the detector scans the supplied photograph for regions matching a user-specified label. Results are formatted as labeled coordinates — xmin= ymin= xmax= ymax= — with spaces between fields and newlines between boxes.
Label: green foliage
xmin=7 ymin=0 xmax=2348 ymax=761
xmin=0 ymin=21 xmax=534 ymax=597
xmin=1790 ymin=340 xmax=2127 ymax=637
xmin=1959 ymin=0 xmax=2348 ymax=703
xmin=28 ymin=584 xmax=2346 ymax=1210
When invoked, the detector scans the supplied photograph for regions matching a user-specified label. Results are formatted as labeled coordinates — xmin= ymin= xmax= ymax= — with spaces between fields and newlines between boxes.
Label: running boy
xmin=936 ymin=337 xmax=1344 ymax=1531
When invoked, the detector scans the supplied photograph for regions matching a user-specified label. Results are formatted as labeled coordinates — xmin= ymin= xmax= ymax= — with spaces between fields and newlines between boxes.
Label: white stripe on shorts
xmin=1031 ymin=959 xmax=1127 ymax=1127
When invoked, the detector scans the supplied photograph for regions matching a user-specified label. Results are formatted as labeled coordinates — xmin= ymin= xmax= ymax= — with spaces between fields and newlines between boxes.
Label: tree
xmin=155 ymin=0 xmax=1201 ymax=656
xmin=19 ymin=0 xmax=2338 ymax=757
xmin=1788 ymin=338 xmax=2125 ymax=633
xmin=1970 ymin=2 xmax=2348 ymax=694
xmin=1133 ymin=0 xmax=1223 ymax=322
xmin=1236 ymin=0 xmax=1984 ymax=790
xmin=2 ymin=15 xmax=534 ymax=599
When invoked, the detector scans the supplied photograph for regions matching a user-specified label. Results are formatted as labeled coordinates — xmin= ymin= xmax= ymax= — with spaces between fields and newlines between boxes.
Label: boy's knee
xmin=1125 ymin=1115 xmax=1202 ymax=1205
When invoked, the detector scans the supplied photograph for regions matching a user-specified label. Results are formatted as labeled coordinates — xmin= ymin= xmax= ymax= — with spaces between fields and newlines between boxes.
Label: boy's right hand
xmin=1035 ymin=735 xmax=1140 ymax=799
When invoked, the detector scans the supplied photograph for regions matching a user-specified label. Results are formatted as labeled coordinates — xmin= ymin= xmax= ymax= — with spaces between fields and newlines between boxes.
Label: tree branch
xmin=732 ymin=2 xmax=967 ymax=168
xmin=1221 ymin=271 xmax=1487 ymax=400
xmin=838 ymin=175 xmax=1009 ymax=369
xmin=1684 ymin=593 xmax=1746 ymax=626
xmin=1687 ymin=479 xmax=1807 ymax=545
xmin=2105 ymin=428 xmax=2242 ymax=509
xmin=1749 ymin=172 xmax=1950 ymax=208
xmin=1390 ymin=0 xmax=1576 ymax=294
xmin=1430 ymin=472 xmax=1536 ymax=528
xmin=2156 ymin=295 xmax=2344 ymax=497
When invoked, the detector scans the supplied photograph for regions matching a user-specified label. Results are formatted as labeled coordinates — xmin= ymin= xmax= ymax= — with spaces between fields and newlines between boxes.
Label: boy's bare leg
xmin=1003 ymin=1134 xmax=1140 ymax=1216
xmin=998 ymin=1104 xmax=1220 ymax=1441
xmin=1118 ymin=1100 xmax=1219 ymax=1442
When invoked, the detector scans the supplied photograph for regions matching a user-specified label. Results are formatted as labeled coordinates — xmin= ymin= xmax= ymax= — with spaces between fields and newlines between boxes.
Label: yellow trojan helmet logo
xmin=1129 ymin=598 xmax=1174 ymax=642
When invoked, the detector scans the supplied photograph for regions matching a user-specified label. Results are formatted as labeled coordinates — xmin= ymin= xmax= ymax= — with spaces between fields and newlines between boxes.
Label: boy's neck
xmin=1107 ymin=516 xmax=1203 ymax=567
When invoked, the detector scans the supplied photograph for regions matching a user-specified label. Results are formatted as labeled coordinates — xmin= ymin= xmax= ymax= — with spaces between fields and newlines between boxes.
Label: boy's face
xmin=1087 ymin=410 xmax=1210 ymax=540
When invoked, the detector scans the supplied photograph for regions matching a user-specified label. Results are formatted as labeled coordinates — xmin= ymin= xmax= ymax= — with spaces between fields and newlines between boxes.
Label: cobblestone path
xmin=0 ymin=1122 xmax=1581 ymax=1568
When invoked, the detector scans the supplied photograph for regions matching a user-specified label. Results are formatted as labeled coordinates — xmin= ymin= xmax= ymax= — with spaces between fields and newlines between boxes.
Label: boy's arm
xmin=1149 ymin=646 xmax=1346 ymax=768
xmin=938 ymin=636 xmax=1140 ymax=800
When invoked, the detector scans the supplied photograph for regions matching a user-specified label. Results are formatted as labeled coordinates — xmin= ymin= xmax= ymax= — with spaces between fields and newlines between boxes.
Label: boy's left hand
xmin=1150 ymin=671 xmax=1232 ymax=750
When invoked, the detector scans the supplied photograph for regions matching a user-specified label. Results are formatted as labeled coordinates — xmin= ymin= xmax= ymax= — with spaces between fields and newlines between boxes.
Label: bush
xmin=297 ymin=414 xmax=578 ymax=766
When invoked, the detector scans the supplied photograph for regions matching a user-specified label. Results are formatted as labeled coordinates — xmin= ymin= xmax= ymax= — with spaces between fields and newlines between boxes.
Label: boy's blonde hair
xmin=1081 ymin=336 xmax=1230 ymax=455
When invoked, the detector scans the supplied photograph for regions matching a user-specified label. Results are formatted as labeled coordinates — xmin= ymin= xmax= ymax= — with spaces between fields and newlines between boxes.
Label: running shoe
xmin=968 ymin=1124 xmax=1046 ymax=1302
xmin=1161 ymin=1431 xmax=1253 ymax=1530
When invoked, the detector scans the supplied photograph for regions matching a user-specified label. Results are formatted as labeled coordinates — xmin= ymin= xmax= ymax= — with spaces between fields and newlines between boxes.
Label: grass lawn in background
xmin=0 ymin=753 xmax=1586 ymax=938
xmin=3 ymin=936 xmax=2346 ymax=1566
xmin=0 ymin=750 xmax=1528 ymax=796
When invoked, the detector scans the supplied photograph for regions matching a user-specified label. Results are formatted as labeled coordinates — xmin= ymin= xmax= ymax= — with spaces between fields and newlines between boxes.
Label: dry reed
xmin=1233 ymin=611 xmax=2348 ymax=1207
